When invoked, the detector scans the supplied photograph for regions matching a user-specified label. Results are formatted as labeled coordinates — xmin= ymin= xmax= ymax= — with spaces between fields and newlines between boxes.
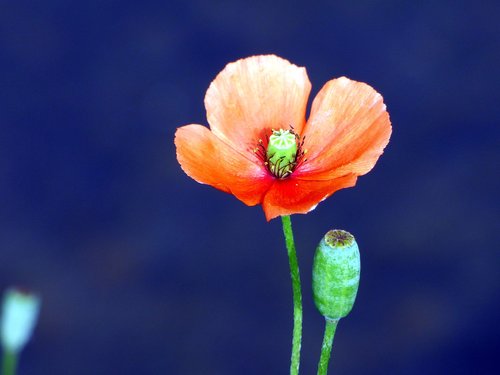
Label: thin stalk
xmin=2 ymin=350 xmax=17 ymax=375
xmin=317 ymin=318 xmax=339 ymax=375
xmin=281 ymin=215 xmax=302 ymax=375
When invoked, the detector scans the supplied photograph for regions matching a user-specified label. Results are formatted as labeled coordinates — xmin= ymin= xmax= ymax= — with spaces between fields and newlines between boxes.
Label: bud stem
xmin=2 ymin=349 xmax=17 ymax=375
xmin=281 ymin=215 xmax=302 ymax=375
xmin=317 ymin=318 xmax=339 ymax=375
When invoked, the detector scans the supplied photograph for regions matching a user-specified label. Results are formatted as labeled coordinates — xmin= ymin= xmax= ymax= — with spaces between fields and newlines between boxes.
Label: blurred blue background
xmin=1 ymin=0 xmax=498 ymax=374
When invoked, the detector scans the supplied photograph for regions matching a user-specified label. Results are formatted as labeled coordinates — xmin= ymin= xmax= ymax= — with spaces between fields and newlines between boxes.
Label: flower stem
xmin=2 ymin=350 xmax=17 ymax=375
xmin=317 ymin=318 xmax=339 ymax=375
xmin=281 ymin=215 xmax=302 ymax=375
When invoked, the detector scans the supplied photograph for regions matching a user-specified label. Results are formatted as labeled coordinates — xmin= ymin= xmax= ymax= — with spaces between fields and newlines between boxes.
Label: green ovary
xmin=266 ymin=129 xmax=297 ymax=178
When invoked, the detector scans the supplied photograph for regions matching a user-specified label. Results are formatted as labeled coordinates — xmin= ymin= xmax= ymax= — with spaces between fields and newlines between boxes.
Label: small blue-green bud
xmin=312 ymin=230 xmax=360 ymax=320
xmin=266 ymin=129 xmax=297 ymax=178
xmin=1 ymin=288 xmax=41 ymax=353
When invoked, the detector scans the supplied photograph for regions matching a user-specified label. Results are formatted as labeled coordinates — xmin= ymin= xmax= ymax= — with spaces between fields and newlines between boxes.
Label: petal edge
xmin=299 ymin=77 xmax=392 ymax=180
xmin=261 ymin=175 xmax=358 ymax=221
xmin=175 ymin=125 xmax=274 ymax=206
xmin=205 ymin=55 xmax=312 ymax=157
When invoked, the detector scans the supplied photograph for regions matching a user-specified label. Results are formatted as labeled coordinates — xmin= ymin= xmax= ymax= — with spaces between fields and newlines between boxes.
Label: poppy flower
xmin=175 ymin=55 xmax=391 ymax=221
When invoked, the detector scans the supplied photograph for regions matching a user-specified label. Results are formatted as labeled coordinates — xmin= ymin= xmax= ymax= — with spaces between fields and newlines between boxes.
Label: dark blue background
xmin=1 ymin=0 xmax=498 ymax=374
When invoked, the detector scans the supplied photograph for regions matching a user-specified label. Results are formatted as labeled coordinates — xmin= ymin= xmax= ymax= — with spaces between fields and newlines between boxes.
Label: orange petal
xmin=297 ymin=77 xmax=391 ymax=180
xmin=175 ymin=125 xmax=274 ymax=206
xmin=261 ymin=175 xmax=358 ymax=221
xmin=205 ymin=55 xmax=311 ymax=159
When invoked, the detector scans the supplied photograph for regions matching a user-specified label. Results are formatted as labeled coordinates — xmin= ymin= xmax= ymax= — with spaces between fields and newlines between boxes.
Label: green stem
xmin=317 ymin=318 xmax=339 ymax=375
xmin=2 ymin=350 xmax=17 ymax=375
xmin=281 ymin=215 xmax=302 ymax=375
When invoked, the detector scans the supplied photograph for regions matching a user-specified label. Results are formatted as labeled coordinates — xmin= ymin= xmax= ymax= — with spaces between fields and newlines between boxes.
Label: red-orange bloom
xmin=175 ymin=55 xmax=392 ymax=221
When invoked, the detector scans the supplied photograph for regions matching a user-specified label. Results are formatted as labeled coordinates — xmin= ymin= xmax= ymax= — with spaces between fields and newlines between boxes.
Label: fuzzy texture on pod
xmin=312 ymin=230 xmax=360 ymax=320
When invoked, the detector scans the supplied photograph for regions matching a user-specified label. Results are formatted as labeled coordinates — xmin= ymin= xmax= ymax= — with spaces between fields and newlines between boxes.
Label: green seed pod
xmin=1 ymin=288 xmax=41 ymax=353
xmin=312 ymin=229 xmax=360 ymax=320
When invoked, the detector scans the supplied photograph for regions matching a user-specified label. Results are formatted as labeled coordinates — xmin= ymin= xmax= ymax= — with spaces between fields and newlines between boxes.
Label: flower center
xmin=253 ymin=127 xmax=308 ymax=179
xmin=266 ymin=129 xmax=298 ymax=178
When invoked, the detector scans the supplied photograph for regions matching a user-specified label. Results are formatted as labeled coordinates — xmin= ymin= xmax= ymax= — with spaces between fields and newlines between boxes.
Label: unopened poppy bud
xmin=266 ymin=129 xmax=297 ymax=178
xmin=312 ymin=230 xmax=360 ymax=320
xmin=1 ymin=288 xmax=41 ymax=353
